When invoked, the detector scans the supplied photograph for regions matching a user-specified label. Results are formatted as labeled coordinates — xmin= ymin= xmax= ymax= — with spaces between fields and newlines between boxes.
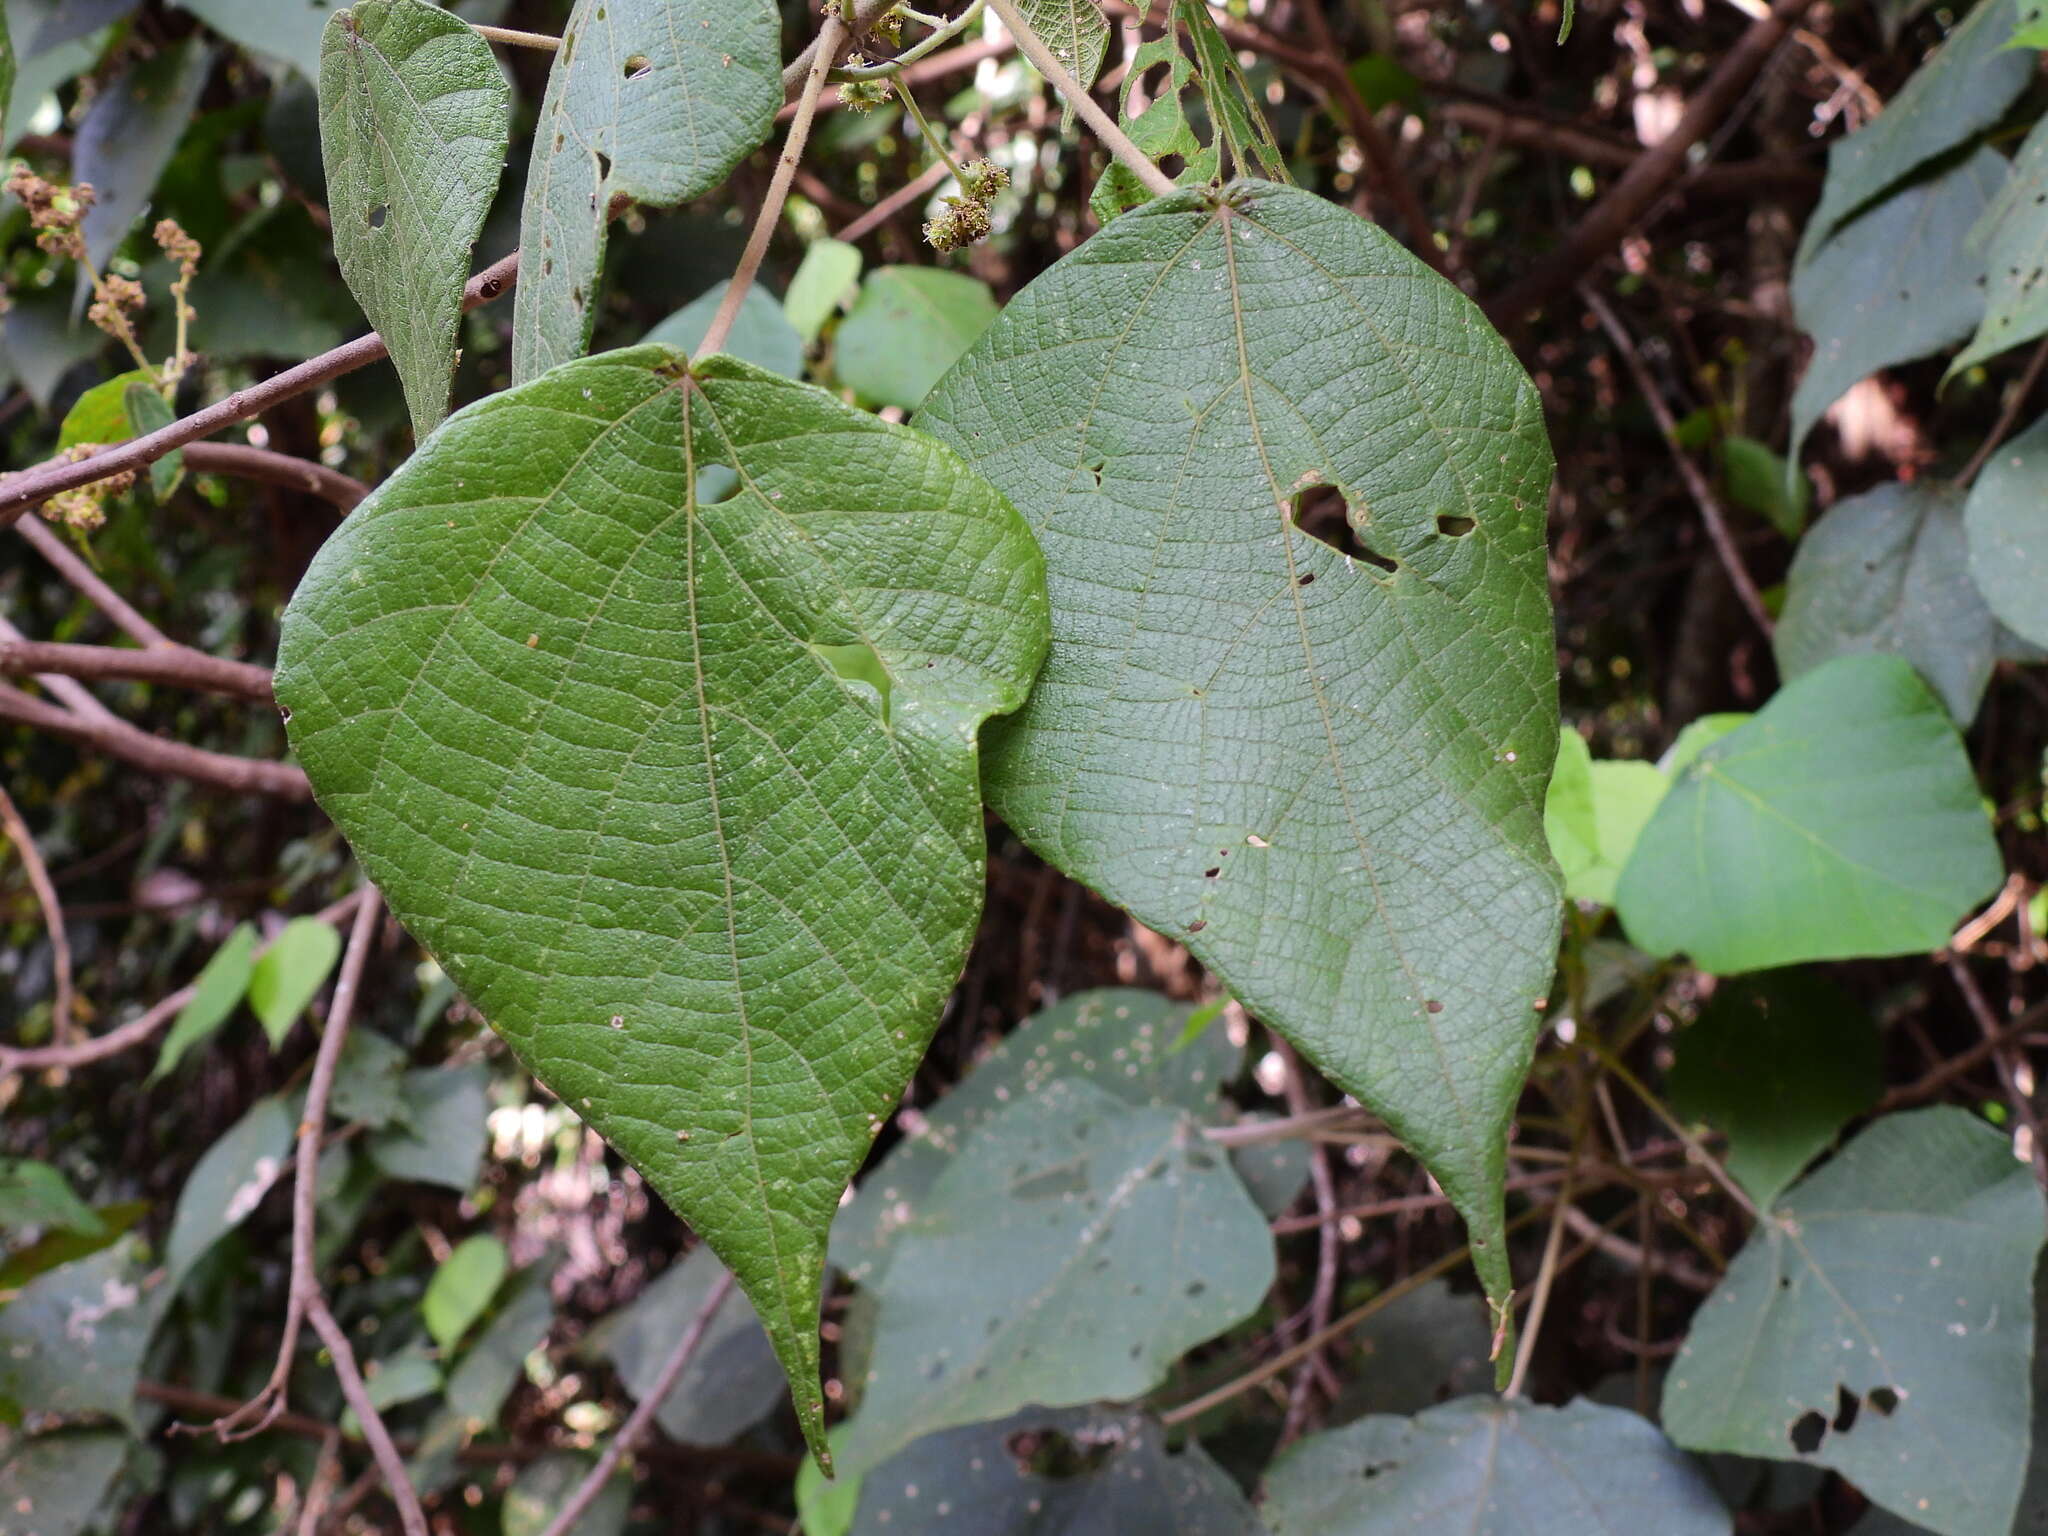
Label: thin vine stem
xmin=982 ymin=0 xmax=1176 ymax=198
xmin=834 ymin=0 xmax=986 ymax=80
xmin=897 ymin=87 xmax=968 ymax=185
xmin=469 ymin=22 xmax=561 ymax=52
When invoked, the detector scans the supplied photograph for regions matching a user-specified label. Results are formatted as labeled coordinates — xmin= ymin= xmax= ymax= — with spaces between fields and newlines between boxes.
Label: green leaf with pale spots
xmin=918 ymin=180 xmax=1562 ymax=1348
xmin=1949 ymin=115 xmax=2048 ymax=379
xmin=1663 ymin=1108 xmax=2045 ymax=1536
xmin=319 ymin=0 xmax=510 ymax=438
xmin=274 ymin=347 xmax=1049 ymax=1469
xmin=511 ymin=0 xmax=779 ymax=383
xmin=0 ymin=1428 xmax=130 ymax=1536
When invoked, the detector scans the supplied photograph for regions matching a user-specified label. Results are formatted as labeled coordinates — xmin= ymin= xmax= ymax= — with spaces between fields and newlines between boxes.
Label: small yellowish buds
xmin=6 ymin=166 xmax=93 ymax=262
xmin=958 ymin=159 xmax=1011 ymax=203
xmin=923 ymin=196 xmax=991 ymax=254
xmin=839 ymin=58 xmax=893 ymax=114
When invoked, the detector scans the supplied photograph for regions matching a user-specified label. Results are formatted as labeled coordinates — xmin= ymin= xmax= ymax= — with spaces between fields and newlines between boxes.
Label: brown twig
xmin=1275 ymin=1040 xmax=1338 ymax=1443
xmin=0 ymin=680 xmax=309 ymax=799
xmin=786 ymin=39 xmax=1014 ymax=122
xmin=836 ymin=158 xmax=955 ymax=243
xmin=305 ymin=1292 xmax=427 ymax=1536
xmin=15 ymin=513 xmax=171 ymax=648
xmin=0 ymin=784 xmax=74 ymax=1052
xmin=182 ymin=443 xmax=370 ymax=512
xmin=538 ymin=1269 xmax=738 ymax=1536
xmin=0 ymin=639 xmax=275 ymax=703
xmin=1579 ymin=285 xmax=1776 ymax=639
xmin=1945 ymin=953 xmax=2047 ymax=1188
xmin=1956 ymin=334 xmax=2048 ymax=489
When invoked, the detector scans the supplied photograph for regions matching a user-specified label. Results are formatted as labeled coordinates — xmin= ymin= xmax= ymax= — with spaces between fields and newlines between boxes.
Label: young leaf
xmin=1663 ymin=1108 xmax=2045 ymax=1536
xmin=1963 ymin=411 xmax=2048 ymax=648
xmin=1614 ymin=654 xmax=2002 ymax=972
xmin=1789 ymin=149 xmax=2005 ymax=467
xmin=275 ymin=347 xmax=1049 ymax=1466
xmin=75 ymin=38 xmax=212 ymax=268
xmin=836 ymin=266 xmax=999 ymax=411
xmin=149 ymin=922 xmax=258 ymax=1081
xmin=1776 ymin=483 xmax=1999 ymax=726
xmin=785 ymin=238 xmax=863 ymax=345
xmin=1262 ymin=1398 xmax=1732 ymax=1535
xmin=593 ymin=1246 xmax=782 ymax=1446
xmin=319 ymin=0 xmax=510 ymax=438
xmin=918 ymin=179 xmax=1561 ymax=1337
xmin=246 ymin=914 xmax=342 ymax=1047
xmin=510 ymin=0 xmax=780 ymax=382
xmin=833 ymin=1079 xmax=1275 ymax=1476
xmin=1543 ymin=727 xmax=1668 ymax=908
xmin=1666 ymin=970 xmax=1882 ymax=1209
xmin=421 ymin=1233 xmax=507 ymax=1354
xmin=163 ymin=1094 xmax=294 ymax=1291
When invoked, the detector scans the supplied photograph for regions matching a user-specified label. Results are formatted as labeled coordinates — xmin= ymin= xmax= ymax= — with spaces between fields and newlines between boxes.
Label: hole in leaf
xmin=1832 ymin=1386 xmax=1860 ymax=1434
xmin=1789 ymin=1411 xmax=1827 ymax=1454
xmin=596 ymin=151 xmax=613 ymax=183
xmin=1435 ymin=513 xmax=1476 ymax=537
xmin=1868 ymin=1387 xmax=1900 ymax=1417
xmin=367 ymin=204 xmax=388 ymax=230
xmin=811 ymin=640 xmax=894 ymax=722
xmin=1297 ymin=571 xmax=1315 ymax=585
xmin=623 ymin=52 xmax=653 ymax=79
xmin=1157 ymin=152 xmax=1188 ymax=181
xmin=1291 ymin=483 xmax=1398 ymax=573
xmin=1007 ymin=1429 xmax=1116 ymax=1481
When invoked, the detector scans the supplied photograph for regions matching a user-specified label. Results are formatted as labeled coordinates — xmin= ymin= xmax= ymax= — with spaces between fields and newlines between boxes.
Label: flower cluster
xmin=924 ymin=159 xmax=1010 ymax=253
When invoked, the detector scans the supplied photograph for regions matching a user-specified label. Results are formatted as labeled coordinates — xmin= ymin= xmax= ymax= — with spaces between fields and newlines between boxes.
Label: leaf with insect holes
xmin=274 ymin=347 xmax=1048 ymax=1468
xmin=919 ymin=179 xmax=1561 ymax=1349
xmin=511 ymin=0 xmax=780 ymax=382
xmin=1016 ymin=0 xmax=1108 ymax=125
xmin=1963 ymin=410 xmax=2048 ymax=649
xmin=1663 ymin=1107 xmax=2045 ymax=1536
xmin=319 ymin=0 xmax=509 ymax=438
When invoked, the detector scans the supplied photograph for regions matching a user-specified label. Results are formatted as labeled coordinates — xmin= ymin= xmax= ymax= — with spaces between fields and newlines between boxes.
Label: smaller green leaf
xmin=836 ymin=266 xmax=998 ymax=410
xmin=369 ymin=1066 xmax=489 ymax=1191
xmin=784 ymin=238 xmax=863 ymax=344
xmin=795 ymin=1433 xmax=862 ymax=1536
xmin=360 ymin=1343 xmax=442 ymax=1414
xmin=122 ymin=382 xmax=183 ymax=500
xmin=411 ymin=1270 xmax=554 ymax=1492
xmin=149 ymin=924 xmax=258 ymax=1081
xmin=1263 ymin=1397 xmax=1732 ymax=1535
xmin=58 ymin=369 xmax=156 ymax=452
xmin=1331 ymin=1279 xmax=1495 ymax=1423
xmin=1667 ymin=970 xmax=1882 ymax=1209
xmin=76 ymin=38 xmax=212 ymax=268
xmin=1660 ymin=713 xmax=1749 ymax=777
xmin=1722 ymin=436 xmax=1807 ymax=538
xmin=0 ymin=1160 xmax=102 ymax=1238
xmin=328 ymin=1030 xmax=410 ymax=1128
xmin=503 ymin=1453 xmax=629 ymax=1536
xmin=1544 ymin=727 xmax=1668 ymax=907
xmin=0 ymin=1428 xmax=130 ymax=1536
xmin=0 ymin=1239 xmax=166 ymax=1429
xmin=1949 ymin=114 xmax=2048 ymax=378
xmin=642 ymin=280 xmax=804 ymax=378
xmin=1615 ymin=654 xmax=2003 ymax=972
xmin=164 ymin=1095 xmax=295 ymax=1291
xmin=246 ymin=915 xmax=342 ymax=1047
xmin=592 ymin=1246 xmax=783 ymax=1446
xmin=1963 ymin=411 xmax=2048 ymax=649
xmin=422 ymin=1234 xmax=508 ymax=1354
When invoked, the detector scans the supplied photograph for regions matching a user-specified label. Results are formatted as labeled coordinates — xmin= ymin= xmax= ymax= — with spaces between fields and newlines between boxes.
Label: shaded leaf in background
xmin=29 ymin=0 xmax=135 ymax=53
xmin=328 ymin=1029 xmax=409 ymax=1127
xmin=1963 ymin=411 xmax=2048 ymax=648
xmin=149 ymin=923 xmax=257 ymax=1080
xmin=643 ymin=279 xmax=804 ymax=378
xmin=0 ymin=1160 xmax=101 ymax=1237
xmin=510 ymin=0 xmax=780 ymax=381
xmin=920 ymin=179 xmax=1561 ymax=1337
xmin=122 ymin=381 xmax=182 ymax=499
xmin=358 ymin=1342 xmax=442 ymax=1415
xmin=1789 ymin=149 xmax=2006 ymax=466
xmin=1721 ymin=435 xmax=1808 ymax=538
xmin=0 ymin=1200 xmax=145 ymax=1294
xmin=1776 ymin=483 xmax=1999 ymax=726
xmin=1800 ymin=0 xmax=2035 ymax=258
xmin=832 ymin=988 xmax=1242 ymax=1284
xmin=368 ymin=1065 xmax=489 ymax=1190
xmin=2 ymin=0 xmax=99 ymax=153
xmin=502 ymin=1453 xmax=630 ymax=1536
xmin=184 ymin=201 xmax=361 ymax=362
xmin=593 ymin=1245 xmax=783 ymax=1447
xmin=319 ymin=0 xmax=509 ymax=437
xmin=410 ymin=1268 xmax=555 ymax=1492
xmin=785 ymin=237 xmax=863 ymax=344
xmin=1330 ymin=1279 xmax=1496 ymax=1423
xmin=0 ymin=1428 xmax=130 ymax=1536
xmin=0 ymin=287 xmax=102 ymax=408
xmin=246 ymin=914 xmax=341 ymax=1047
xmin=1543 ymin=727 xmax=1667 ymax=907
xmin=1950 ymin=115 xmax=2048 ymax=376
xmin=1667 ymin=970 xmax=1883 ymax=1209
xmin=276 ymin=348 xmax=1049 ymax=1466
xmin=1614 ymin=655 xmax=2002 ymax=972
xmin=1229 ymin=1123 xmax=1314 ymax=1218
xmin=1664 ymin=1107 xmax=2045 ymax=1536
xmin=422 ymin=1234 xmax=507 ymax=1354
xmin=164 ymin=1095 xmax=294 ymax=1291
xmin=834 ymin=1079 xmax=1274 ymax=1475
xmin=847 ymin=1407 xmax=1262 ymax=1536
xmin=1262 ymin=1397 xmax=1731 ymax=1535
xmin=0 ymin=1239 xmax=166 ymax=1427
xmin=58 ymin=368 xmax=155 ymax=451
xmin=177 ymin=0 xmax=332 ymax=78
xmin=76 ymin=38 xmax=212 ymax=268
xmin=0 ymin=4 xmax=13 ymax=165
xmin=836 ymin=266 xmax=999 ymax=411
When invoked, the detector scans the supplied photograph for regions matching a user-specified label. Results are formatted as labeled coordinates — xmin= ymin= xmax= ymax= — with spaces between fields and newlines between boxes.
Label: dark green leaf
xmin=1330 ymin=1279 xmax=1495 ymax=1422
xmin=0 ymin=1428 xmax=129 ymax=1536
xmin=319 ymin=0 xmax=510 ymax=437
xmin=1962 ymin=410 xmax=2048 ymax=648
xmin=367 ymin=1065 xmax=488 ymax=1191
xmin=76 ymin=38 xmax=211 ymax=267
xmin=919 ymin=179 xmax=1561 ymax=1335
xmin=246 ymin=915 xmax=341 ymax=1047
xmin=836 ymin=266 xmax=999 ymax=411
xmin=1664 ymin=1108 xmax=2045 ymax=1536
xmin=0 ymin=1239 xmax=166 ymax=1429
xmin=277 ymin=347 xmax=1049 ymax=1465
xmin=149 ymin=923 xmax=258 ymax=1081
xmin=1615 ymin=655 xmax=2002 ymax=971
xmin=0 ymin=5 xmax=14 ymax=160
xmin=595 ymin=1245 xmax=783 ymax=1446
xmin=1667 ymin=970 xmax=1883 ymax=1209
xmin=644 ymin=280 xmax=804 ymax=379
xmin=164 ymin=1095 xmax=294 ymax=1291
xmin=328 ymin=1029 xmax=409 ymax=1128
xmin=422 ymin=1234 xmax=507 ymax=1354
xmin=1777 ymin=483 xmax=1997 ymax=725
xmin=0 ymin=1160 xmax=101 ymax=1237
xmin=510 ymin=0 xmax=780 ymax=381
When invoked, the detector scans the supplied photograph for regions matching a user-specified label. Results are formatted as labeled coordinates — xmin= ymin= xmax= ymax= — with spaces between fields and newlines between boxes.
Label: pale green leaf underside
xmin=1615 ymin=654 xmax=2002 ymax=973
xmin=275 ymin=348 xmax=1048 ymax=1466
xmin=511 ymin=0 xmax=779 ymax=382
xmin=320 ymin=0 xmax=509 ymax=438
xmin=1952 ymin=115 xmax=2048 ymax=377
xmin=1964 ymin=411 xmax=2048 ymax=648
xmin=1775 ymin=483 xmax=1998 ymax=726
xmin=834 ymin=1078 xmax=1275 ymax=1477
xmin=918 ymin=179 xmax=1562 ymax=1329
xmin=178 ymin=0 xmax=328 ymax=77
xmin=1663 ymin=1108 xmax=2045 ymax=1536
xmin=1016 ymin=0 xmax=1108 ymax=96
xmin=1262 ymin=1398 xmax=1732 ymax=1535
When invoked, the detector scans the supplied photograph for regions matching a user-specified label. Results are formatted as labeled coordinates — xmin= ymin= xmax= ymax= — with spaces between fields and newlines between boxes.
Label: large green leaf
xmin=1799 ymin=0 xmax=2035 ymax=259
xmin=1663 ymin=1108 xmax=2045 ymax=1536
xmin=1775 ymin=483 xmax=1999 ymax=725
xmin=1262 ymin=1397 xmax=1731 ymax=1535
xmin=1614 ymin=654 xmax=2002 ymax=972
xmin=275 ymin=347 xmax=1048 ymax=1465
xmin=319 ymin=0 xmax=509 ymax=438
xmin=918 ymin=179 xmax=1561 ymax=1332
xmin=1789 ymin=149 xmax=2005 ymax=466
xmin=833 ymin=1078 xmax=1274 ymax=1476
xmin=75 ymin=38 xmax=213 ymax=268
xmin=1666 ymin=970 xmax=1882 ymax=1209
xmin=1963 ymin=411 xmax=2048 ymax=648
xmin=836 ymin=266 xmax=999 ymax=411
xmin=178 ymin=0 xmax=332 ymax=77
xmin=510 ymin=0 xmax=780 ymax=382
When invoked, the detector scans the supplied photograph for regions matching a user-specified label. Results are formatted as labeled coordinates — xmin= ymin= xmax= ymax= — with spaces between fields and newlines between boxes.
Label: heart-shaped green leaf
xmin=275 ymin=347 xmax=1048 ymax=1465
xmin=918 ymin=180 xmax=1561 ymax=1338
